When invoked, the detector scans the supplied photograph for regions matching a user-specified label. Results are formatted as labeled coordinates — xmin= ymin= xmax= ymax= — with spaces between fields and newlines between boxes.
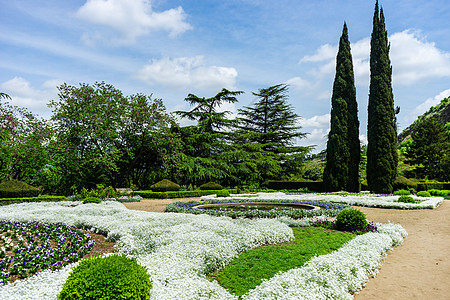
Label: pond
xmin=193 ymin=202 xmax=321 ymax=211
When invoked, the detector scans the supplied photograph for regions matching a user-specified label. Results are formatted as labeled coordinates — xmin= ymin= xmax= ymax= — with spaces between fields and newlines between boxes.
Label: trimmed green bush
xmin=135 ymin=190 xmax=238 ymax=199
xmin=417 ymin=182 xmax=450 ymax=191
xmin=397 ymin=195 xmax=417 ymax=203
xmin=0 ymin=180 xmax=40 ymax=198
xmin=216 ymin=190 xmax=230 ymax=197
xmin=267 ymin=180 xmax=324 ymax=192
xmin=393 ymin=176 xmax=418 ymax=191
xmin=0 ymin=196 xmax=66 ymax=206
xmin=58 ymin=254 xmax=151 ymax=300
xmin=82 ymin=197 xmax=101 ymax=204
xmin=360 ymin=179 xmax=369 ymax=191
xmin=393 ymin=189 xmax=410 ymax=196
xmin=427 ymin=189 xmax=450 ymax=196
xmin=416 ymin=191 xmax=431 ymax=197
xmin=335 ymin=209 xmax=368 ymax=232
xmin=199 ymin=182 xmax=223 ymax=190
xmin=150 ymin=179 xmax=180 ymax=192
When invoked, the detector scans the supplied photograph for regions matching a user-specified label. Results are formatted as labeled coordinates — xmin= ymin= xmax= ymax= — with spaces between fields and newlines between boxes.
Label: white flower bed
xmin=0 ymin=200 xmax=407 ymax=299
xmin=203 ymin=192 xmax=443 ymax=209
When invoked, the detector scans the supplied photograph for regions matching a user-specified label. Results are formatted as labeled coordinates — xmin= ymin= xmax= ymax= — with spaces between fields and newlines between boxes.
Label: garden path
xmin=123 ymin=198 xmax=450 ymax=300
xmin=354 ymin=200 xmax=450 ymax=300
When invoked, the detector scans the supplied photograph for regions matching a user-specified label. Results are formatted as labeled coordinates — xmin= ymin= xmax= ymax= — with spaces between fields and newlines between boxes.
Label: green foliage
xmin=150 ymin=179 xmax=180 ymax=192
xmin=323 ymin=23 xmax=360 ymax=193
xmin=0 ymin=195 xmax=66 ymax=206
xmin=367 ymin=2 xmax=398 ymax=194
xmin=80 ymin=184 xmax=121 ymax=199
xmin=404 ymin=118 xmax=450 ymax=181
xmin=50 ymin=82 xmax=178 ymax=192
xmin=209 ymin=227 xmax=355 ymax=297
xmin=58 ymin=254 xmax=151 ymax=300
xmin=416 ymin=191 xmax=431 ymax=197
xmin=216 ymin=190 xmax=230 ymax=197
xmin=267 ymin=180 xmax=325 ymax=192
xmin=393 ymin=176 xmax=418 ymax=191
xmin=427 ymin=189 xmax=450 ymax=196
xmin=234 ymin=84 xmax=310 ymax=183
xmin=135 ymin=189 xmax=238 ymax=199
xmin=82 ymin=197 xmax=101 ymax=204
xmin=397 ymin=195 xmax=417 ymax=203
xmin=335 ymin=209 xmax=368 ymax=232
xmin=0 ymin=180 xmax=40 ymax=198
xmin=417 ymin=182 xmax=450 ymax=191
xmin=393 ymin=189 xmax=410 ymax=196
xmin=199 ymin=182 xmax=223 ymax=190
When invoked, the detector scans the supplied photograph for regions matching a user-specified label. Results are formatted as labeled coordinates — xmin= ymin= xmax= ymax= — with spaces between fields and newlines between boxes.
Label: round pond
xmin=193 ymin=202 xmax=322 ymax=211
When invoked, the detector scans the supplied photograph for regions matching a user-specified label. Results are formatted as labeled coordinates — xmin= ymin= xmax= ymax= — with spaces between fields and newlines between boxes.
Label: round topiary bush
xmin=82 ymin=196 xmax=101 ymax=204
xmin=397 ymin=195 xmax=416 ymax=203
xmin=0 ymin=180 xmax=40 ymax=198
xmin=150 ymin=179 xmax=180 ymax=192
xmin=58 ymin=254 xmax=152 ymax=300
xmin=416 ymin=191 xmax=431 ymax=197
xmin=199 ymin=182 xmax=223 ymax=190
xmin=335 ymin=209 xmax=368 ymax=232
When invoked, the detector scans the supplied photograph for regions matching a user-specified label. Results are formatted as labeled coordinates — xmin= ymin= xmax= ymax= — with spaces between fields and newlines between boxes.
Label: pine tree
xmin=236 ymin=84 xmax=310 ymax=182
xmin=323 ymin=23 xmax=360 ymax=192
xmin=367 ymin=0 xmax=398 ymax=193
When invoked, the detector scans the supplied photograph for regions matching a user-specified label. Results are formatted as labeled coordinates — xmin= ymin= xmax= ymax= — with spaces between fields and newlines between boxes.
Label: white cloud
xmin=0 ymin=77 xmax=61 ymax=118
xmin=76 ymin=0 xmax=192 ymax=44
xmin=135 ymin=56 xmax=238 ymax=91
xmin=300 ymin=44 xmax=336 ymax=63
xmin=299 ymin=30 xmax=450 ymax=87
xmin=298 ymin=113 xmax=330 ymax=128
xmin=296 ymin=114 xmax=330 ymax=153
xmin=285 ymin=76 xmax=310 ymax=90
xmin=402 ymin=88 xmax=450 ymax=125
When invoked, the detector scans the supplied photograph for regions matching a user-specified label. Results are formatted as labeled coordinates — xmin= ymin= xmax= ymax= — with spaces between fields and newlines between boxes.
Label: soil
xmin=123 ymin=197 xmax=450 ymax=300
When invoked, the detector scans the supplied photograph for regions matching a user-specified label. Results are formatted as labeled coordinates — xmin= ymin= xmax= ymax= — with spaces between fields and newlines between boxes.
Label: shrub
xmin=397 ymin=195 xmax=417 ymax=203
xmin=0 ymin=180 xmax=40 ymax=198
xmin=360 ymin=179 xmax=369 ymax=191
xmin=82 ymin=197 xmax=101 ymax=204
xmin=393 ymin=176 xmax=418 ymax=191
xmin=416 ymin=191 xmax=431 ymax=197
xmin=58 ymin=254 xmax=151 ymax=300
xmin=427 ymin=189 xmax=450 ymax=196
xmin=216 ymin=190 xmax=230 ymax=197
xmin=199 ymin=182 xmax=223 ymax=190
xmin=393 ymin=189 xmax=410 ymax=196
xmin=334 ymin=209 xmax=368 ymax=232
xmin=150 ymin=179 xmax=180 ymax=192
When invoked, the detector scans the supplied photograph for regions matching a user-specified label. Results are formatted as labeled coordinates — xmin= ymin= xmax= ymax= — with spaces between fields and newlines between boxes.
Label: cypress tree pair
xmin=367 ymin=0 xmax=398 ymax=194
xmin=323 ymin=23 xmax=360 ymax=192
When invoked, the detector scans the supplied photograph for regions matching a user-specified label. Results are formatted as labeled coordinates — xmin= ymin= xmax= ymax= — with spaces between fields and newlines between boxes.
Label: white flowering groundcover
xmin=201 ymin=192 xmax=443 ymax=209
xmin=0 ymin=200 xmax=407 ymax=299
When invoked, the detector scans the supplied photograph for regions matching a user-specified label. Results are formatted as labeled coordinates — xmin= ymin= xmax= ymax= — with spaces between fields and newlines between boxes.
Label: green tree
xmin=174 ymin=89 xmax=244 ymax=186
xmin=50 ymin=82 xmax=176 ymax=192
xmin=0 ymin=101 xmax=53 ymax=186
xmin=367 ymin=1 xmax=398 ymax=194
xmin=404 ymin=118 xmax=450 ymax=181
xmin=236 ymin=84 xmax=310 ymax=182
xmin=323 ymin=23 xmax=360 ymax=192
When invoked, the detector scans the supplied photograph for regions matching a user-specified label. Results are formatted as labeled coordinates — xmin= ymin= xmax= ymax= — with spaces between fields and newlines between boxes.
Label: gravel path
xmin=123 ymin=198 xmax=450 ymax=299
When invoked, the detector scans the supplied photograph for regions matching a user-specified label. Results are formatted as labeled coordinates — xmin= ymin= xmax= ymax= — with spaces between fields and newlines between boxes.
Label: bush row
xmin=0 ymin=180 xmax=40 ymax=198
xmin=0 ymin=196 xmax=67 ymax=206
xmin=268 ymin=181 xmax=326 ymax=192
xmin=135 ymin=189 xmax=239 ymax=199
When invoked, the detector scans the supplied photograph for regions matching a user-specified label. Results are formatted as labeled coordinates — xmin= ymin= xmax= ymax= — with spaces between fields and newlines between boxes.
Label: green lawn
xmin=208 ymin=227 xmax=356 ymax=297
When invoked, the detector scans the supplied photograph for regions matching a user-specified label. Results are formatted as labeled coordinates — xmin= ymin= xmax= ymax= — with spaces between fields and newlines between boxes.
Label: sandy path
xmin=123 ymin=198 xmax=450 ymax=299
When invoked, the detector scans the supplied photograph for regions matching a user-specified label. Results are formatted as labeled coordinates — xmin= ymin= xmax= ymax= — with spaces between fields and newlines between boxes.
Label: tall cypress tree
xmin=323 ymin=23 xmax=360 ymax=192
xmin=367 ymin=0 xmax=398 ymax=193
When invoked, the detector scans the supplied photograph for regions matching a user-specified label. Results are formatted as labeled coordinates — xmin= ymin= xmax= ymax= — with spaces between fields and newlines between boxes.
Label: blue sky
xmin=1 ymin=0 xmax=450 ymax=152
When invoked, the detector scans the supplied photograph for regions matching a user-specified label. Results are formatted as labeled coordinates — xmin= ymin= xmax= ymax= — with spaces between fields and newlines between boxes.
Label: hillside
xmin=398 ymin=96 xmax=450 ymax=142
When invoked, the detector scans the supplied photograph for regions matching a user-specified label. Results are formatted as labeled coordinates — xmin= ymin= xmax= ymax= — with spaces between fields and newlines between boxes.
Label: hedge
xmin=417 ymin=182 xmax=450 ymax=191
xmin=0 ymin=196 xmax=67 ymax=206
xmin=267 ymin=181 xmax=325 ymax=192
xmin=135 ymin=189 xmax=239 ymax=199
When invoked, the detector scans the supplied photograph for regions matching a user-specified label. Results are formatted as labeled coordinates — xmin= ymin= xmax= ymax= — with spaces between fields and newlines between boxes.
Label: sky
xmin=1 ymin=0 xmax=450 ymax=153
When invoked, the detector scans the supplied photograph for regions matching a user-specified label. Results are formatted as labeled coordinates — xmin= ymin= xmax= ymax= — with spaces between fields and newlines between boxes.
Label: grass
xmin=208 ymin=226 xmax=356 ymax=297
